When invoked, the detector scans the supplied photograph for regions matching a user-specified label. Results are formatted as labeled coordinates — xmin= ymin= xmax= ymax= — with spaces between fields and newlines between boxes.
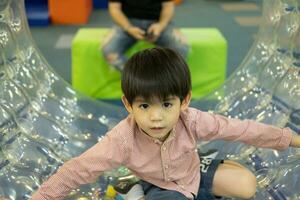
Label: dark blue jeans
xmin=140 ymin=158 xmax=223 ymax=200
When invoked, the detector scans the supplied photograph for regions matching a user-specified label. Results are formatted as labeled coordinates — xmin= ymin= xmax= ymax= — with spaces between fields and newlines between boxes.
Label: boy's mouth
xmin=150 ymin=127 xmax=168 ymax=134
xmin=150 ymin=127 xmax=164 ymax=130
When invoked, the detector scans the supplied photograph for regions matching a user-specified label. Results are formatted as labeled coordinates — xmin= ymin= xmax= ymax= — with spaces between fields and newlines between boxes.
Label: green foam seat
xmin=72 ymin=28 xmax=227 ymax=99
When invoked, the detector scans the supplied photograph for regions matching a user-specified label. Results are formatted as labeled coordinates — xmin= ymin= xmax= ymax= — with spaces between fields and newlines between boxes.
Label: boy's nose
xmin=149 ymin=108 xmax=163 ymax=121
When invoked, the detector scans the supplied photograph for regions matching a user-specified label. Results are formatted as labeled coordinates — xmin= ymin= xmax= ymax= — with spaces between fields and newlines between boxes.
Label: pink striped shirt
xmin=31 ymin=108 xmax=292 ymax=200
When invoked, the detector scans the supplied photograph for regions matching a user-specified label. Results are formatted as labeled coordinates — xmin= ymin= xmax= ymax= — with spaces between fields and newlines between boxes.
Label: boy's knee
xmin=238 ymin=170 xmax=257 ymax=199
xmin=214 ymin=160 xmax=257 ymax=199
xmin=226 ymin=161 xmax=257 ymax=199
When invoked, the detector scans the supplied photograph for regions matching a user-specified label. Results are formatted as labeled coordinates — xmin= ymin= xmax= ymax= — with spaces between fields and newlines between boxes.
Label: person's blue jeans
xmin=101 ymin=18 xmax=190 ymax=71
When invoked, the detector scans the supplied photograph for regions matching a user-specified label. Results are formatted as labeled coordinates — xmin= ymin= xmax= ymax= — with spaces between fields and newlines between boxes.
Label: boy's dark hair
xmin=121 ymin=47 xmax=191 ymax=105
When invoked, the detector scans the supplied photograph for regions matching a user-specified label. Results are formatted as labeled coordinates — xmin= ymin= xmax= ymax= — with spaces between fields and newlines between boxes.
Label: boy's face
xmin=122 ymin=94 xmax=191 ymax=141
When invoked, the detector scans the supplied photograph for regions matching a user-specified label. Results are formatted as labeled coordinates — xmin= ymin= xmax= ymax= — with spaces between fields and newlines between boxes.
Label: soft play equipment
xmin=93 ymin=0 xmax=108 ymax=9
xmin=72 ymin=28 xmax=227 ymax=99
xmin=24 ymin=0 xmax=49 ymax=26
xmin=48 ymin=0 xmax=93 ymax=24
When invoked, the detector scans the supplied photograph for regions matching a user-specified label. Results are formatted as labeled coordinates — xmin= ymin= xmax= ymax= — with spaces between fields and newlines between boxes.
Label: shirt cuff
xmin=277 ymin=127 xmax=293 ymax=150
xmin=30 ymin=192 xmax=47 ymax=200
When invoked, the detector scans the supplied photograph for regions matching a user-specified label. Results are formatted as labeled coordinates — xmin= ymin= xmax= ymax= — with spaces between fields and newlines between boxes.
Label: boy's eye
xmin=139 ymin=104 xmax=149 ymax=109
xmin=163 ymin=102 xmax=172 ymax=108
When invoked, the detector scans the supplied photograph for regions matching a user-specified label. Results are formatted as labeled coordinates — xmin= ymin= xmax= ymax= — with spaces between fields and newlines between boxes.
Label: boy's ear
xmin=122 ymin=95 xmax=133 ymax=113
xmin=181 ymin=91 xmax=191 ymax=111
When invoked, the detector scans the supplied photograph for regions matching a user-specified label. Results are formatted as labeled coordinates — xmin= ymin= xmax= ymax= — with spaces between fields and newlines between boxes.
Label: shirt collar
xmin=137 ymin=125 xmax=176 ymax=144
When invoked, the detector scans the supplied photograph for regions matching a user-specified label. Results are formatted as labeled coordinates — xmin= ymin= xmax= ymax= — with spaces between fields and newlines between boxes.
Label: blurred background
xmin=27 ymin=0 xmax=262 ymax=103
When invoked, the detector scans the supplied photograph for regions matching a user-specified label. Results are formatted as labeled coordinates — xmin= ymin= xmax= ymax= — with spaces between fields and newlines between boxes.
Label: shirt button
xmin=165 ymin=165 xmax=169 ymax=169
xmin=162 ymin=146 xmax=167 ymax=151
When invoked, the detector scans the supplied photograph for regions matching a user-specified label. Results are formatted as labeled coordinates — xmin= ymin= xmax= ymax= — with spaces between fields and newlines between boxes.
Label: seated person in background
xmin=31 ymin=48 xmax=300 ymax=200
xmin=101 ymin=0 xmax=189 ymax=71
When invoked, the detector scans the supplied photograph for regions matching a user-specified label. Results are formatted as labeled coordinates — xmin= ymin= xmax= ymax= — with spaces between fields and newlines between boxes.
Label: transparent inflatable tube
xmin=195 ymin=0 xmax=300 ymax=199
xmin=1 ymin=0 xmax=300 ymax=199
xmin=0 ymin=0 xmax=127 ymax=199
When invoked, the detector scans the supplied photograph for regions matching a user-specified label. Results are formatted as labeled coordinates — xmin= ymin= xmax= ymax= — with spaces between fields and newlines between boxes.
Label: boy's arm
xmin=31 ymin=132 xmax=127 ymax=199
xmin=290 ymin=134 xmax=300 ymax=148
xmin=108 ymin=2 xmax=145 ymax=40
xmin=192 ymin=109 xmax=293 ymax=151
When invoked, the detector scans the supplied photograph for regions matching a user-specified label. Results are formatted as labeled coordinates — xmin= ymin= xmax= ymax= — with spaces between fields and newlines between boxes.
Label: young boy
xmin=31 ymin=47 xmax=300 ymax=200
xmin=101 ymin=0 xmax=189 ymax=71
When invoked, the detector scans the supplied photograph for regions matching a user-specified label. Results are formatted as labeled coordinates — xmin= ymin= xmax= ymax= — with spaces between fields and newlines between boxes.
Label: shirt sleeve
xmin=30 ymin=129 xmax=129 ymax=200
xmin=191 ymin=109 xmax=292 ymax=150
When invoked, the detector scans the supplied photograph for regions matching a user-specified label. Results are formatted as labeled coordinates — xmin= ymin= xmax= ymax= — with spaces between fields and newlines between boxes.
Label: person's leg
xmin=101 ymin=26 xmax=136 ymax=71
xmin=212 ymin=160 xmax=257 ymax=199
xmin=196 ymin=150 xmax=257 ymax=200
xmin=140 ymin=180 xmax=188 ymax=200
xmin=155 ymin=23 xmax=190 ymax=59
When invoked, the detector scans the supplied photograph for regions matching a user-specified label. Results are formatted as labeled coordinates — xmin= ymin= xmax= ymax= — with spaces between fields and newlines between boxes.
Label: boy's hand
xmin=146 ymin=23 xmax=164 ymax=42
xmin=126 ymin=26 xmax=145 ymax=40
xmin=290 ymin=134 xmax=300 ymax=148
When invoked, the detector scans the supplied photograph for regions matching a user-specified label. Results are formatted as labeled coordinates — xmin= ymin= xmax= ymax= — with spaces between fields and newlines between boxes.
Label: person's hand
xmin=126 ymin=26 xmax=145 ymax=40
xmin=146 ymin=23 xmax=164 ymax=42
